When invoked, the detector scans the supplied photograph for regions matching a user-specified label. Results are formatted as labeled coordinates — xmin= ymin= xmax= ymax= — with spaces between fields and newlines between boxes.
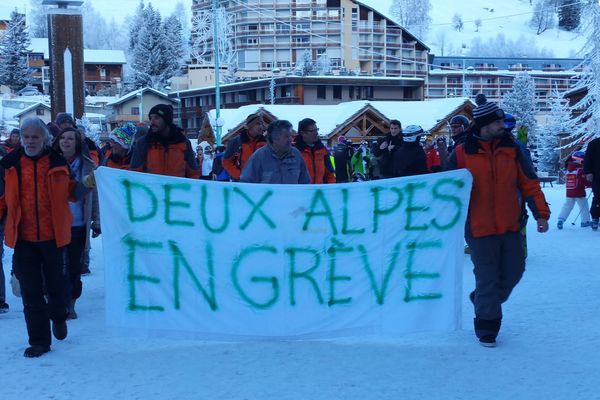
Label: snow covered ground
xmin=0 ymin=183 xmax=598 ymax=400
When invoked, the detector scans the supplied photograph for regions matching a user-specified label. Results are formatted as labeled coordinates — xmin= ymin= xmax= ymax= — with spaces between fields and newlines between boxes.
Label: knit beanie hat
xmin=148 ymin=104 xmax=174 ymax=125
xmin=109 ymin=123 xmax=136 ymax=149
xmin=472 ymin=98 xmax=505 ymax=128
xmin=55 ymin=112 xmax=75 ymax=126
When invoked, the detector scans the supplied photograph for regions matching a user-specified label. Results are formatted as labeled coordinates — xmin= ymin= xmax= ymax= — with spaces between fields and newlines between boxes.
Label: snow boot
xmin=24 ymin=345 xmax=51 ymax=358
xmin=557 ymin=219 xmax=564 ymax=229
xmin=592 ymin=219 xmax=599 ymax=231
xmin=52 ymin=320 xmax=68 ymax=341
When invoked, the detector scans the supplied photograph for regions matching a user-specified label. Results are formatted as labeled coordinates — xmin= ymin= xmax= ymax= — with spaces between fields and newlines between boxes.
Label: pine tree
xmin=316 ymin=53 xmax=331 ymax=75
xmin=501 ymin=72 xmax=538 ymax=148
xmin=567 ymin=3 xmax=600 ymax=143
xmin=538 ymin=89 xmax=572 ymax=174
xmin=0 ymin=11 xmax=32 ymax=93
xmin=294 ymin=49 xmax=313 ymax=76
xmin=163 ymin=15 xmax=185 ymax=79
xmin=558 ymin=0 xmax=581 ymax=31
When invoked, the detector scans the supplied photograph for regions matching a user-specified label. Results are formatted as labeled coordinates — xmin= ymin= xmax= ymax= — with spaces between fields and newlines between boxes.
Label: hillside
xmin=361 ymin=0 xmax=586 ymax=58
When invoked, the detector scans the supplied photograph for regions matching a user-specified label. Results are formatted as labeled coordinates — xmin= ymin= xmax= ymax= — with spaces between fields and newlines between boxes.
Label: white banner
xmin=96 ymin=167 xmax=472 ymax=339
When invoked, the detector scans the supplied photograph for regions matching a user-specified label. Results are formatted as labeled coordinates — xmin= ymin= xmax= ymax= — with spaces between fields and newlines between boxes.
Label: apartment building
xmin=191 ymin=0 xmax=429 ymax=78
xmin=427 ymin=56 xmax=582 ymax=111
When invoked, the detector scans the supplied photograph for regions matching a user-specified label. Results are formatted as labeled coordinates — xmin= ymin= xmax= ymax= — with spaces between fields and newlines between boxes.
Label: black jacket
xmin=393 ymin=141 xmax=428 ymax=177
xmin=373 ymin=133 xmax=403 ymax=177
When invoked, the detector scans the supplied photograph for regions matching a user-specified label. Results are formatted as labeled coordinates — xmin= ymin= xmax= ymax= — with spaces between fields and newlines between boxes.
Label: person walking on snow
xmin=447 ymin=100 xmax=550 ymax=348
xmin=584 ymin=137 xmax=600 ymax=230
xmin=557 ymin=151 xmax=591 ymax=229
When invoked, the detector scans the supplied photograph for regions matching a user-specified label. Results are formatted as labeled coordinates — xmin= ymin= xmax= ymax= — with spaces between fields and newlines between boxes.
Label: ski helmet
xmin=403 ymin=125 xmax=424 ymax=143
xmin=504 ymin=113 xmax=516 ymax=130
xmin=449 ymin=115 xmax=469 ymax=127
xmin=572 ymin=150 xmax=585 ymax=164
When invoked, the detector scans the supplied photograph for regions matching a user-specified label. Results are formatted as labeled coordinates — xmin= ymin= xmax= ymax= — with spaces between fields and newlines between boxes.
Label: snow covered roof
xmin=209 ymin=98 xmax=472 ymax=140
xmin=13 ymin=102 xmax=51 ymax=118
xmin=106 ymin=87 xmax=177 ymax=107
xmin=29 ymin=38 xmax=126 ymax=64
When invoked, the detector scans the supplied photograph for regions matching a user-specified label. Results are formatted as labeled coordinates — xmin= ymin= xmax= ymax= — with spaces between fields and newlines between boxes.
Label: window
xmin=247 ymin=38 xmax=258 ymax=45
xmin=317 ymin=85 xmax=327 ymax=99
xmin=131 ymin=107 xmax=140 ymax=115
xmin=36 ymin=108 xmax=45 ymax=116
xmin=333 ymin=86 xmax=342 ymax=99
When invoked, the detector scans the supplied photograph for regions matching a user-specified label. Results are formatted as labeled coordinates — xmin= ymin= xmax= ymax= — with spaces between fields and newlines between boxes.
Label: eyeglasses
xmin=304 ymin=128 xmax=319 ymax=133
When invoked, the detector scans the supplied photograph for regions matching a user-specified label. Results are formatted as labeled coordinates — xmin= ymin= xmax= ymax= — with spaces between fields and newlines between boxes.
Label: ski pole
xmin=571 ymin=191 xmax=594 ymax=225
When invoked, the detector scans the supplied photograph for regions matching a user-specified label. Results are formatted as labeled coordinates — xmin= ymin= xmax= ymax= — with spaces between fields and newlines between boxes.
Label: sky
xmin=0 ymin=0 xmax=193 ymax=22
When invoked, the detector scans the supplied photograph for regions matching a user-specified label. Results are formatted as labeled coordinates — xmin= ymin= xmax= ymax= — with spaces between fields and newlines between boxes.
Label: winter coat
xmin=373 ymin=133 xmax=403 ymax=177
xmin=584 ymin=137 xmax=600 ymax=188
xmin=240 ymin=144 xmax=311 ymax=184
xmin=102 ymin=149 xmax=130 ymax=170
xmin=294 ymin=137 xmax=335 ymax=184
xmin=350 ymin=146 xmax=372 ymax=176
xmin=222 ymin=130 xmax=267 ymax=181
xmin=393 ymin=141 xmax=428 ymax=177
xmin=448 ymin=129 xmax=550 ymax=238
xmin=425 ymin=148 xmax=441 ymax=172
xmin=0 ymin=148 xmax=79 ymax=248
xmin=130 ymin=125 xmax=200 ymax=178
xmin=565 ymin=162 xmax=590 ymax=198
xmin=333 ymin=144 xmax=353 ymax=183
xmin=211 ymin=152 xmax=230 ymax=181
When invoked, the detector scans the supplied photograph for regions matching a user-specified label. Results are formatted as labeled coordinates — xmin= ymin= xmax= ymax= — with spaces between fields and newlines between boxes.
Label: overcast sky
xmin=1 ymin=0 xmax=193 ymax=22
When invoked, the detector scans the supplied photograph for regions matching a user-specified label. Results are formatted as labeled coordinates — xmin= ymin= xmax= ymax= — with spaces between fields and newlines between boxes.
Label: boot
xmin=67 ymin=299 xmax=78 ymax=320
xmin=557 ymin=219 xmax=564 ymax=229
xmin=52 ymin=320 xmax=68 ymax=341
xmin=24 ymin=345 xmax=51 ymax=358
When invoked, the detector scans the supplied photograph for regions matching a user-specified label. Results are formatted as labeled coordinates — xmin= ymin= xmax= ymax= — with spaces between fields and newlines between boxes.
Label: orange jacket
xmin=294 ymin=138 xmax=335 ymax=184
xmin=129 ymin=127 xmax=200 ymax=178
xmin=0 ymin=148 xmax=74 ymax=248
xmin=102 ymin=149 xmax=130 ymax=170
xmin=451 ymin=132 xmax=550 ymax=238
xmin=222 ymin=130 xmax=267 ymax=181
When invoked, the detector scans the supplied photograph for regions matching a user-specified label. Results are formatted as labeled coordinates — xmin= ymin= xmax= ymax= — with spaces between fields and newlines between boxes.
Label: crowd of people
xmin=1 ymin=94 xmax=599 ymax=357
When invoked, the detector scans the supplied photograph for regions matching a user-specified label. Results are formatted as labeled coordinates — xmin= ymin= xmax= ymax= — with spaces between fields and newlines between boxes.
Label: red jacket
xmin=222 ymin=130 xmax=267 ymax=181
xmin=294 ymin=138 xmax=335 ymax=184
xmin=565 ymin=162 xmax=590 ymax=198
xmin=0 ymin=148 xmax=74 ymax=248
xmin=451 ymin=132 xmax=550 ymax=238
xmin=425 ymin=148 xmax=441 ymax=172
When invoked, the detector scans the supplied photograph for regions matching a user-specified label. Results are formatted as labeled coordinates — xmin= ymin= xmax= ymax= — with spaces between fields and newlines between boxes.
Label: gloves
xmin=83 ymin=170 xmax=96 ymax=188
xmin=91 ymin=227 xmax=101 ymax=238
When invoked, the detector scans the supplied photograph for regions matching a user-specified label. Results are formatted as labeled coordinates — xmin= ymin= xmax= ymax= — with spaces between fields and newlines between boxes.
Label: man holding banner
xmin=448 ymin=99 xmax=550 ymax=347
xmin=241 ymin=120 xmax=310 ymax=184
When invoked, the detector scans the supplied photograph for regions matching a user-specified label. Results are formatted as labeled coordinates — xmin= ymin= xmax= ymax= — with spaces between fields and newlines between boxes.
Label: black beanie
xmin=149 ymin=104 xmax=174 ymax=125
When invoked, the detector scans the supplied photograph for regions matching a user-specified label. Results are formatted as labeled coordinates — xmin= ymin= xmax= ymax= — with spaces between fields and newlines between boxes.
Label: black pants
xmin=68 ymin=226 xmax=87 ymax=300
xmin=13 ymin=240 xmax=70 ymax=347
xmin=591 ymin=182 xmax=600 ymax=220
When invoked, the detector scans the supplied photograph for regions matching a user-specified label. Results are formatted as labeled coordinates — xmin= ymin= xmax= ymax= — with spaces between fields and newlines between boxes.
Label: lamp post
xmin=213 ymin=0 xmax=222 ymax=146
xmin=136 ymin=90 xmax=143 ymax=123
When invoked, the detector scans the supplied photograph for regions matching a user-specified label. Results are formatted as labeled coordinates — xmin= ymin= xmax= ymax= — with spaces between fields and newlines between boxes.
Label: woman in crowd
xmin=52 ymin=128 xmax=100 ymax=319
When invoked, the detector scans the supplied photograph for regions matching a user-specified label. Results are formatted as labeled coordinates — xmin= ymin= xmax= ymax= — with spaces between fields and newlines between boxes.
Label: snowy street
xmin=0 ymin=184 xmax=598 ymax=400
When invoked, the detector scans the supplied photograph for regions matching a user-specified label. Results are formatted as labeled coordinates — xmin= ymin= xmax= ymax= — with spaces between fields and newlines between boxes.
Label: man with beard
xmin=129 ymin=104 xmax=200 ymax=178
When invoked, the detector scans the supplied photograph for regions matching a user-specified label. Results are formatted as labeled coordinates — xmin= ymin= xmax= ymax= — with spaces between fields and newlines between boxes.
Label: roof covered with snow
xmin=29 ymin=38 xmax=126 ymax=64
xmin=106 ymin=87 xmax=177 ymax=106
xmin=13 ymin=102 xmax=51 ymax=118
xmin=209 ymin=97 xmax=472 ymax=139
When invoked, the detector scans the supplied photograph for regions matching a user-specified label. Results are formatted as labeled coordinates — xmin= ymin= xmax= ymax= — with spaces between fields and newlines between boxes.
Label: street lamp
xmin=136 ymin=90 xmax=144 ymax=123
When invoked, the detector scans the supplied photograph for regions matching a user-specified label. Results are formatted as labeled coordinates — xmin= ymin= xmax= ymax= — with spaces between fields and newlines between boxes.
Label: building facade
xmin=191 ymin=0 xmax=429 ymax=79
xmin=171 ymin=75 xmax=424 ymax=135
xmin=427 ymin=56 xmax=581 ymax=111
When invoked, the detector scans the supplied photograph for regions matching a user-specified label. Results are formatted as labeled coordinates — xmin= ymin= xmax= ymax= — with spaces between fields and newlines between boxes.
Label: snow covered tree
xmin=474 ymin=19 xmax=482 ymax=32
xmin=315 ymin=53 xmax=331 ymax=75
xmin=389 ymin=0 xmax=431 ymax=40
xmin=0 ymin=11 xmax=31 ymax=92
xmin=538 ymin=90 xmax=572 ymax=174
xmin=558 ymin=0 xmax=581 ymax=31
xmin=294 ymin=49 xmax=313 ymax=76
xmin=462 ymin=80 xmax=473 ymax=98
xmin=501 ymin=72 xmax=538 ymax=148
xmin=452 ymin=14 xmax=463 ymax=32
xmin=163 ymin=15 xmax=186 ymax=78
xmin=566 ymin=3 xmax=600 ymax=143
xmin=76 ymin=116 xmax=101 ymax=145
xmin=82 ymin=2 xmax=111 ymax=49
xmin=529 ymin=0 xmax=556 ymax=35
xmin=27 ymin=0 xmax=49 ymax=38
xmin=172 ymin=2 xmax=191 ymax=60
xmin=130 ymin=5 xmax=172 ymax=89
